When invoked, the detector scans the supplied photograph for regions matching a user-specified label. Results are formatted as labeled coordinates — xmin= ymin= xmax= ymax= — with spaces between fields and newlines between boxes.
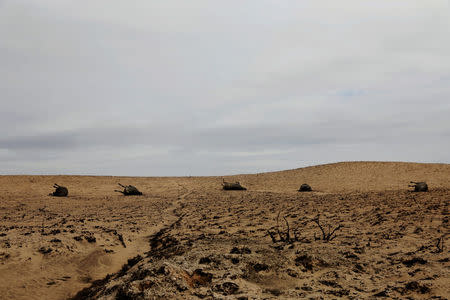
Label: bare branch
xmin=283 ymin=216 xmax=290 ymax=242
xmin=313 ymin=215 xmax=326 ymax=240
xmin=312 ymin=214 xmax=343 ymax=242
xmin=435 ymin=236 xmax=444 ymax=253
xmin=268 ymin=212 xmax=306 ymax=244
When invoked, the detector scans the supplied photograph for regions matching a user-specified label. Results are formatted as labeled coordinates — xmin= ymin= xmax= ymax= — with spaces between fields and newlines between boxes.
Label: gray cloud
xmin=0 ymin=0 xmax=449 ymax=175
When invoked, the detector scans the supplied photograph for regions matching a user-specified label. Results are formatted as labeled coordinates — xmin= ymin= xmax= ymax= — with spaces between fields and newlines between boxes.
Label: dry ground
xmin=0 ymin=162 xmax=449 ymax=299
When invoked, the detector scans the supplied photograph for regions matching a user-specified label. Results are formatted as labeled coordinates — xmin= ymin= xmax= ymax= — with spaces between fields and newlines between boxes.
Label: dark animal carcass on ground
xmin=222 ymin=179 xmax=247 ymax=191
xmin=50 ymin=184 xmax=68 ymax=197
xmin=409 ymin=181 xmax=428 ymax=192
xmin=115 ymin=183 xmax=143 ymax=195
xmin=298 ymin=183 xmax=312 ymax=192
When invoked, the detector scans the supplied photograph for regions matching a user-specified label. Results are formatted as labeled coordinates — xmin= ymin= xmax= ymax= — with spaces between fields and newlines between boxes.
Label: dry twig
xmin=267 ymin=212 xmax=307 ymax=244
xmin=435 ymin=236 xmax=444 ymax=253
xmin=312 ymin=214 xmax=342 ymax=242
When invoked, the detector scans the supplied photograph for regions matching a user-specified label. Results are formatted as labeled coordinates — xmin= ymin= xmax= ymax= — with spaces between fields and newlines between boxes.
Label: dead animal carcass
xmin=115 ymin=183 xmax=143 ymax=196
xmin=222 ymin=179 xmax=247 ymax=191
xmin=50 ymin=184 xmax=68 ymax=197
xmin=409 ymin=181 xmax=428 ymax=192
xmin=298 ymin=183 xmax=312 ymax=192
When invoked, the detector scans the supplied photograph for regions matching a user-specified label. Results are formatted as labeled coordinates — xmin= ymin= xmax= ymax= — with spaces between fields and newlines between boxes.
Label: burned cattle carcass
xmin=298 ymin=183 xmax=312 ymax=192
xmin=50 ymin=184 xmax=68 ymax=197
xmin=222 ymin=179 xmax=247 ymax=191
xmin=409 ymin=181 xmax=428 ymax=192
xmin=115 ymin=183 xmax=143 ymax=195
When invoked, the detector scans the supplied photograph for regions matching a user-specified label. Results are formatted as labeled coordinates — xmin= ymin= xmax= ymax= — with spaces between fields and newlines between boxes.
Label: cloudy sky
xmin=1 ymin=1 xmax=449 ymax=176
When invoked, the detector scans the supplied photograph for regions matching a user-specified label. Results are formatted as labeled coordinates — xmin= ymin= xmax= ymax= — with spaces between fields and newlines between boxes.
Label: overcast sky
xmin=0 ymin=1 xmax=449 ymax=176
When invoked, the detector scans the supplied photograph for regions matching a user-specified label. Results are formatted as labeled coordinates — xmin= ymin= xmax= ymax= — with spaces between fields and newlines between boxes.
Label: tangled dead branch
xmin=435 ymin=236 xmax=444 ymax=253
xmin=312 ymin=214 xmax=343 ymax=242
xmin=267 ymin=212 xmax=307 ymax=244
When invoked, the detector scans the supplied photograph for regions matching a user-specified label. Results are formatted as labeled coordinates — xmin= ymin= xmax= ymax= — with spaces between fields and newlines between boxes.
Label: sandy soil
xmin=0 ymin=162 xmax=449 ymax=299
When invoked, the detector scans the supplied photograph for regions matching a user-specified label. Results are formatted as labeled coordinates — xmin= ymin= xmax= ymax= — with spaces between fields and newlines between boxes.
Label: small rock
xmin=84 ymin=235 xmax=96 ymax=243
xmin=402 ymin=257 xmax=427 ymax=267
xmin=50 ymin=229 xmax=61 ymax=235
xmin=403 ymin=281 xmax=430 ymax=294
xmin=252 ymin=263 xmax=269 ymax=272
xmin=38 ymin=247 xmax=52 ymax=254
xmin=199 ymin=257 xmax=212 ymax=264
xmin=215 ymin=282 xmax=239 ymax=295
xmin=295 ymin=254 xmax=313 ymax=271
xmin=287 ymin=269 xmax=298 ymax=277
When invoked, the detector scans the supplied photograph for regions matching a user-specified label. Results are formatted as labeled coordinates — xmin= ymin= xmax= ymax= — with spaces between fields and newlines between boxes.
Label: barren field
xmin=0 ymin=162 xmax=449 ymax=299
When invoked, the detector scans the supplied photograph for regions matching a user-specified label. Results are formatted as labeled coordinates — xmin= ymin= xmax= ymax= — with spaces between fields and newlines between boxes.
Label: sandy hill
xmin=1 ymin=161 xmax=449 ymax=195
xmin=0 ymin=161 xmax=449 ymax=299
xmin=233 ymin=161 xmax=450 ymax=193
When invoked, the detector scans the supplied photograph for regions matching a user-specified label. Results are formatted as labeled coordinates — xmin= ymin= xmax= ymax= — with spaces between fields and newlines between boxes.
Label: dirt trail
xmin=0 ymin=179 xmax=196 ymax=300
xmin=0 ymin=177 xmax=186 ymax=300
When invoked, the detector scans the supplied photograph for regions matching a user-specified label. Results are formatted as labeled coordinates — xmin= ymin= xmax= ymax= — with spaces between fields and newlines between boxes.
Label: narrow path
xmin=146 ymin=185 xmax=193 ymax=247
xmin=69 ymin=185 xmax=194 ymax=299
